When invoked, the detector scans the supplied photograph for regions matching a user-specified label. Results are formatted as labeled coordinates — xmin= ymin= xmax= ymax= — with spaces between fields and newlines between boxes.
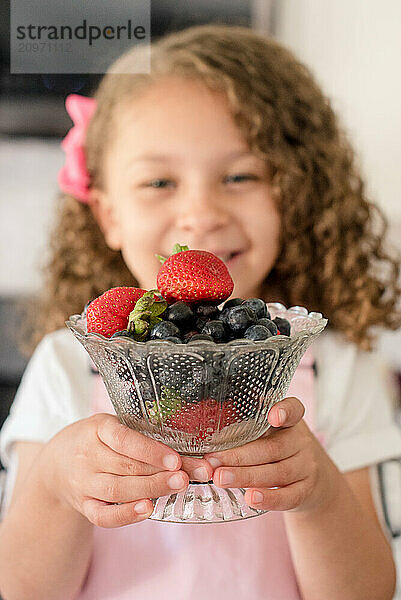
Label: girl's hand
xmin=205 ymin=397 xmax=331 ymax=513
xmin=40 ymin=413 xmax=213 ymax=528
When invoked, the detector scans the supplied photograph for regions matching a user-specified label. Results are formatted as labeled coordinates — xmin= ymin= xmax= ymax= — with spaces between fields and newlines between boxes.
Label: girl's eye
xmin=145 ymin=179 xmax=175 ymax=189
xmin=140 ymin=174 xmax=259 ymax=190
xmin=224 ymin=174 xmax=259 ymax=184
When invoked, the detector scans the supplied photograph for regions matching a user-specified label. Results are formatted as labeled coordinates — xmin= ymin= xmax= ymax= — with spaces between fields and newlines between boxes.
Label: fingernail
xmin=206 ymin=457 xmax=222 ymax=469
xmin=219 ymin=469 xmax=235 ymax=486
xmin=278 ymin=408 xmax=286 ymax=425
xmin=163 ymin=454 xmax=179 ymax=471
xmin=252 ymin=490 xmax=264 ymax=504
xmin=168 ymin=472 xmax=186 ymax=490
xmin=192 ymin=466 xmax=209 ymax=481
xmin=134 ymin=500 xmax=151 ymax=515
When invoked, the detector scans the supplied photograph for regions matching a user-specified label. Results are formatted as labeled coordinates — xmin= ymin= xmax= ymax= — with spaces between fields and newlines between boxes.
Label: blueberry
xmin=222 ymin=298 xmax=243 ymax=310
xmin=217 ymin=308 xmax=230 ymax=324
xmin=242 ymin=298 xmax=268 ymax=320
xmin=225 ymin=332 xmax=236 ymax=342
xmin=226 ymin=305 xmax=258 ymax=335
xmin=257 ymin=318 xmax=278 ymax=335
xmin=193 ymin=302 xmax=220 ymax=318
xmin=217 ymin=304 xmax=248 ymax=326
xmin=273 ymin=317 xmax=291 ymax=336
xmin=150 ymin=321 xmax=181 ymax=340
xmin=110 ymin=330 xmax=136 ymax=340
xmin=186 ymin=333 xmax=214 ymax=343
xmin=182 ymin=329 xmax=199 ymax=343
xmin=194 ymin=316 xmax=210 ymax=331
xmin=244 ymin=325 xmax=273 ymax=341
xmin=201 ymin=320 xmax=226 ymax=342
xmin=164 ymin=301 xmax=194 ymax=326
xmin=165 ymin=336 xmax=183 ymax=344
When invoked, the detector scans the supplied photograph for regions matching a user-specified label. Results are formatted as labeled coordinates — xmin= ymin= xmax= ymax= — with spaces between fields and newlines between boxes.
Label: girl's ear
xmin=88 ymin=188 xmax=121 ymax=251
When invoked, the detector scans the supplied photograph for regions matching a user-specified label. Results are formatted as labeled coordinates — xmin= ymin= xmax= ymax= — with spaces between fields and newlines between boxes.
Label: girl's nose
xmin=175 ymin=187 xmax=229 ymax=235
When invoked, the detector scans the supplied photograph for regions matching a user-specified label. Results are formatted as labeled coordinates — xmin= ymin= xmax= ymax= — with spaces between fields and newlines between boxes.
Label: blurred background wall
xmin=276 ymin=0 xmax=401 ymax=221
xmin=274 ymin=0 xmax=401 ymax=376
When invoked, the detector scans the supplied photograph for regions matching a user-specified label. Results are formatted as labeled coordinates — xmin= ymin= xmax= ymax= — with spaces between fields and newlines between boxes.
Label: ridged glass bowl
xmin=67 ymin=303 xmax=327 ymax=523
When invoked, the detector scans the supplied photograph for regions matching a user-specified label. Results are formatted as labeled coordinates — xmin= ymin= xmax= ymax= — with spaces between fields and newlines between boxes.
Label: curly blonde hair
xmin=24 ymin=24 xmax=400 ymax=354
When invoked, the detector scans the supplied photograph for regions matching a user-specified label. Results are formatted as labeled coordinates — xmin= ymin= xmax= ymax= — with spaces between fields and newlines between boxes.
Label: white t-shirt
xmin=1 ymin=327 xmax=401 ymax=514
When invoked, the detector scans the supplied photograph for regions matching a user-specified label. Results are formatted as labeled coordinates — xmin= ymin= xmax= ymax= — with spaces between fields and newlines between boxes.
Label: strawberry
xmin=156 ymin=244 xmax=234 ymax=304
xmin=166 ymin=398 xmax=239 ymax=440
xmin=86 ymin=287 xmax=165 ymax=338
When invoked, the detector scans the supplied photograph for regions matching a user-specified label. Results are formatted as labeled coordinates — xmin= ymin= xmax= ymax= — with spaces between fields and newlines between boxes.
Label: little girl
xmin=1 ymin=24 xmax=400 ymax=600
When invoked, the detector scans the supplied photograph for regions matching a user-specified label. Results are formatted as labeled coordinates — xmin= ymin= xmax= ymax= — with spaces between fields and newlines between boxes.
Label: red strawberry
xmin=166 ymin=398 xmax=239 ymax=440
xmin=86 ymin=287 xmax=149 ymax=337
xmin=157 ymin=244 xmax=234 ymax=304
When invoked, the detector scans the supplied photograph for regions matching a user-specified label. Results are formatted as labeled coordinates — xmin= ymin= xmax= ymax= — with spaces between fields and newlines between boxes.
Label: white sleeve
xmin=315 ymin=331 xmax=401 ymax=473
xmin=0 ymin=329 xmax=92 ymax=469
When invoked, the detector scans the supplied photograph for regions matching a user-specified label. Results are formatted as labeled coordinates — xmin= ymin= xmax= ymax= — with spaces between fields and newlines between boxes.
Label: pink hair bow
xmin=58 ymin=93 xmax=97 ymax=203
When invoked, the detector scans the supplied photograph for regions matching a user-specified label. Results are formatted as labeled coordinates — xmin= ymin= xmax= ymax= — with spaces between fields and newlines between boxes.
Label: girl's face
xmin=91 ymin=77 xmax=280 ymax=299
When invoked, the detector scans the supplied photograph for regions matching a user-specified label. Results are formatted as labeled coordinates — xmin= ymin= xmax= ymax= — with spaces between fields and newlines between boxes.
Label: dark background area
xmin=0 ymin=0 xmax=253 ymax=137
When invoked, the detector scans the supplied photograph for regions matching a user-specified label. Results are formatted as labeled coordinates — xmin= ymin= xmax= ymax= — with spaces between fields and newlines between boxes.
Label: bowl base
xmin=149 ymin=483 xmax=267 ymax=523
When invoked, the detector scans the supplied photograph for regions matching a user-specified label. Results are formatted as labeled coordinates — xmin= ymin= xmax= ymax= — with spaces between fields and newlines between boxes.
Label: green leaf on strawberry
xmin=127 ymin=290 xmax=167 ymax=340
xmin=86 ymin=287 xmax=151 ymax=338
xmin=156 ymin=243 xmax=189 ymax=264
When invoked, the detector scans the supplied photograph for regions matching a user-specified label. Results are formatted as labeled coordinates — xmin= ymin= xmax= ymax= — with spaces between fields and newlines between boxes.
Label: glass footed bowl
xmin=66 ymin=303 xmax=327 ymax=523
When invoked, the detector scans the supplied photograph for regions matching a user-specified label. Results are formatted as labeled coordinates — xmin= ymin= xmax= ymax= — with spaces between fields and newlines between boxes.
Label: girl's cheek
xmin=129 ymin=198 xmax=168 ymax=223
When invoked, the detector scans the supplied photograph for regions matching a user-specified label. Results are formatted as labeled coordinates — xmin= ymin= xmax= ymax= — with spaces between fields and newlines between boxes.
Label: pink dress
xmin=77 ymin=348 xmax=319 ymax=600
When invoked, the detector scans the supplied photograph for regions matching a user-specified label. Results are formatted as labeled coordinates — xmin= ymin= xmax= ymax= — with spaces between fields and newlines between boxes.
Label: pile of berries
xmin=87 ymin=294 xmax=290 ymax=344
xmin=85 ymin=244 xmax=291 ymax=343
xmin=146 ymin=297 xmax=290 ymax=343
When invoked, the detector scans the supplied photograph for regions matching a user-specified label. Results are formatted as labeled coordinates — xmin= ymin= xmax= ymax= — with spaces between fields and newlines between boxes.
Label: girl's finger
xmin=97 ymin=451 xmax=214 ymax=481
xmin=213 ymin=451 xmax=306 ymax=489
xmin=96 ymin=415 xmax=181 ymax=472
xmin=267 ymin=397 xmax=305 ymax=428
xmin=181 ymin=456 xmax=214 ymax=482
xmin=205 ymin=426 xmax=299 ymax=468
xmin=82 ymin=497 xmax=154 ymax=528
xmin=95 ymin=438 xmax=213 ymax=481
xmin=244 ymin=479 xmax=309 ymax=512
xmin=95 ymin=444 xmax=161 ymax=476
xmin=88 ymin=469 xmax=189 ymax=504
